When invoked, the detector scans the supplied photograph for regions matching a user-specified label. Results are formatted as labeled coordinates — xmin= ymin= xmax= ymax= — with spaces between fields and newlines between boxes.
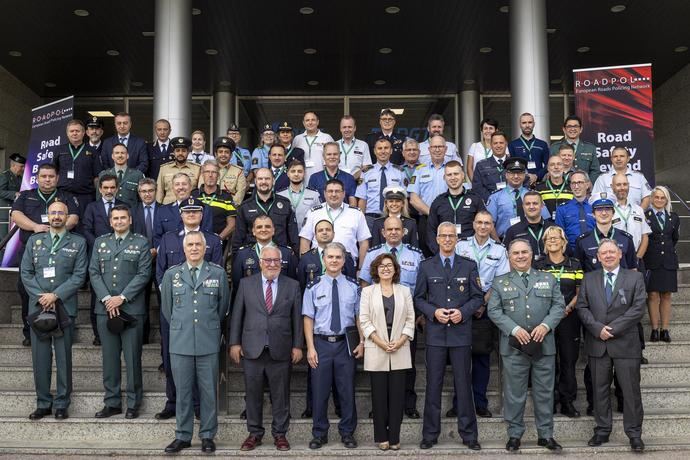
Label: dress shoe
xmin=405 ymin=408 xmax=420 ymax=419
xmin=506 ymin=437 xmax=521 ymax=452
xmin=125 ymin=408 xmax=139 ymax=419
xmin=445 ymin=408 xmax=457 ymax=418
xmin=586 ymin=405 xmax=594 ymax=416
xmin=368 ymin=410 xmax=373 ymax=418
xmin=389 ymin=443 xmax=400 ymax=450
xmin=588 ymin=434 xmax=609 ymax=446
xmin=95 ymin=406 xmax=122 ymax=418
xmin=378 ymin=441 xmax=390 ymax=451
xmin=616 ymin=399 xmax=624 ymax=413
xmin=419 ymin=439 xmax=437 ymax=449
xmin=22 ymin=338 xmax=31 ymax=347
xmin=476 ymin=407 xmax=492 ymax=418
xmin=240 ymin=409 xmax=247 ymax=420
xmin=301 ymin=409 xmax=312 ymax=418
xmin=341 ymin=434 xmax=357 ymax=448
xmin=164 ymin=439 xmax=191 ymax=454
xmin=309 ymin=436 xmax=327 ymax=449
xmin=93 ymin=337 xmax=101 ymax=346
xmin=661 ymin=329 xmax=671 ymax=342
xmin=54 ymin=408 xmax=68 ymax=420
xmin=335 ymin=408 xmax=342 ymax=418
xmin=641 ymin=355 xmax=649 ymax=365
xmin=561 ymin=401 xmax=581 ymax=418
xmin=29 ymin=407 xmax=51 ymax=420
xmin=201 ymin=438 xmax=216 ymax=453
xmin=538 ymin=437 xmax=562 ymax=452
xmin=630 ymin=437 xmax=645 ymax=452
xmin=240 ymin=435 xmax=262 ymax=451
xmin=649 ymin=328 xmax=660 ymax=342
xmin=155 ymin=409 xmax=175 ymax=420
xmin=463 ymin=439 xmax=482 ymax=450
xmin=274 ymin=435 xmax=290 ymax=451
xmin=158 ymin=363 xmax=164 ymax=372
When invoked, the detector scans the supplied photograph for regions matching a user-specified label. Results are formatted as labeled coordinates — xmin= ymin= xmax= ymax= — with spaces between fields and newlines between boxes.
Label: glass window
xmin=549 ymin=95 xmax=565 ymax=141
xmin=73 ymin=97 xmax=125 ymax=140
xmin=480 ymin=96 xmax=512 ymax=138
xmin=128 ymin=99 xmax=154 ymax=141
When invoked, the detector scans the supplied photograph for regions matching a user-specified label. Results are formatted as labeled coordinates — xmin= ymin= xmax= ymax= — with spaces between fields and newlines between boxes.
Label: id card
xmin=305 ymin=160 xmax=315 ymax=168
xmin=43 ymin=267 xmax=56 ymax=278
xmin=41 ymin=214 xmax=49 ymax=223
xmin=455 ymin=224 xmax=462 ymax=235
xmin=527 ymin=161 xmax=536 ymax=170
xmin=510 ymin=216 xmax=521 ymax=226
xmin=67 ymin=170 xmax=75 ymax=179
xmin=496 ymin=182 xmax=507 ymax=190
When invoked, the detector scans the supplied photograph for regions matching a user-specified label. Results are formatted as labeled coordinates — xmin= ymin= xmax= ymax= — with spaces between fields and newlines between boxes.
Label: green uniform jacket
xmin=98 ymin=168 xmax=144 ymax=209
xmin=487 ymin=269 xmax=565 ymax=356
xmin=160 ymin=261 xmax=230 ymax=356
xmin=88 ymin=232 xmax=153 ymax=316
xmin=0 ymin=169 xmax=21 ymax=206
xmin=549 ymin=138 xmax=601 ymax=183
xmin=20 ymin=231 xmax=88 ymax=316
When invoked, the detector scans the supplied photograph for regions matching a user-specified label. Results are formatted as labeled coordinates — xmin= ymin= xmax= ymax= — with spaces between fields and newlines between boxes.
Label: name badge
xmin=305 ymin=160 xmax=315 ymax=168
xmin=43 ymin=267 xmax=56 ymax=278
xmin=67 ymin=170 xmax=75 ymax=179
xmin=496 ymin=181 xmax=507 ymax=190
xmin=455 ymin=224 xmax=462 ymax=235
xmin=510 ymin=216 xmax=521 ymax=226
xmin=41 ymin=214 xmax=49 ymax=223
xmin=527 ymin=161 xmax=537 ymax=170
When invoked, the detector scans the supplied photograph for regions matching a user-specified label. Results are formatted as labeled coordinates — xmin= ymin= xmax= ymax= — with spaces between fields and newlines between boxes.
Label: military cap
xmin=179 ymin=197 xmax=204 ymax=213
xmin=86 ymin=116 xmax=104 ymax=128
xmin=106 ymin=310 xmax=138 ymax=334
xmin=213 ymin=136 xmax=236 ymax=151
xmin=278 ymin=121 xmax=293 ymax=131
xmin=505 ymin=157 xmax=527 ymax=172
xmin=261 ymin=123 xmax=274 ymax=133
xmin=227 ymin=123 xmax=240 ymax=133
xmin=380 ymin=108 xmax=396 ymax=118
xmin=383 ymin=185 xmax=407 ymax=200
xmin=171 ymin=137 xmax=192 ymax=150
xmin=592 ymin=194 xmax=615 ymax=210
xmin=9 ymin=153 xmax=26 ymax=164
xmin=32 ymin=310 xmax=58 ymax=333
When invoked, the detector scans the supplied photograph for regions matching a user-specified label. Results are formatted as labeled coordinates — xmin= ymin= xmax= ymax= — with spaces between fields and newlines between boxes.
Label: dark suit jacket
xmin=156 ymin=230 xmax=223 ymax=286
xmin=132 ymin=202 xmax=160 ymax=244
xmin=576 ymin=268 xmax=645 ymax=358
xmin=229 ymin=273 xmax=303 ymax=361
xmin=101 ymin=134 xmax=149 ymax=173
xmin=153 ymin=201 xmax=213 ymax=249
xmin=147 ymin=141 xmax=173 ymax=180
xmin=644 ymin=210 xmax=680 ymax=270
xmin=82 ymin=199 xmax=127 ymax=249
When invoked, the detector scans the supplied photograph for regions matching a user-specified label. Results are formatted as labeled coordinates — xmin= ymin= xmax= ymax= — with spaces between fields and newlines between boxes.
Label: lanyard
xmin=255 ymin=242 xmax=276 ymax=258
xmin=614 ymin=204 xmax=631 ymax=230
xmin=527 ymin=224 xmax=544 ymax=254
xmin=69 ymin=143 xmax=85 ymax=162
xmin=340 ymin=139 xmax=355 ymax=166
xmin=594 ymin=227 xmax=615 ymax=246
xmin=288 ymin=185 xmax=305 ymax=209
xmin=319 ymin=250 xmax=326 ymax=274
xmin=448 ymin=194 xmax=466 ymax=223
xmin=285 ymin=144 xmax=295 ymax=160
xmin=255 ymin=194 xmax=275 ymax=214
xmin=404 ymin=166 xmax=415 ymax=183
xmin=553 ymin=264 xmax=566 ymax=284
xmin=470 ymin=239 xmax=491 ymax=268
xmin=273 ymin=167 xmax=284 ymax=181
xmin=233 ymin=149 xmax=245 ymax=165
xmin=326 ymin=205 xmax=344 ymax=224
xmin=519 ymin=136 xmax=534 ymax=160
xmin=48 ymin=232 xmax=65 ymax=265
xmin=37 ymin=189 xmax=58 ymax=214
xmin=323 ymin=169 xmax=339 ymax=181
xmin=483 ymin=145 xmax=492 ymax=159
xmin=506 ymin=187 xmax=520 ymax=213
xmin=547 ymin=179 xmax=567 ymax=199
xmin=305 ymin=134 xmax=317 ymax=159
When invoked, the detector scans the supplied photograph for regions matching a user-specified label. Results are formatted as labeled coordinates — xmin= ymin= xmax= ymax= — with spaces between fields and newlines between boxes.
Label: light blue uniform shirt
xmin=355 ymin=162 xmax=404 ymax=214
xmin=302 ymin=273 xmax=360 ymax=335
xmin=230 ymin=147 xmax=252 ymax=176
xmin=455 ymin=236 xmax=510 ymax=292
xmin=487 ymin=186 xmax=551 ymax=237
xmin=359 ymin=243 xmax=424 ymax=289
xmin=250 ymin=146 xmax=271 ymax=170
xmin=407 ymin=163 xmax=449 ymax=205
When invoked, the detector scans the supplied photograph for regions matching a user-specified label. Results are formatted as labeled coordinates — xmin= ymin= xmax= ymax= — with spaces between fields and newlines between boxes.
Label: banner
xmin=2 ymin=95 xmax=74 ymax=267
xmin=573 ymin=63 xmax=654 ymax=185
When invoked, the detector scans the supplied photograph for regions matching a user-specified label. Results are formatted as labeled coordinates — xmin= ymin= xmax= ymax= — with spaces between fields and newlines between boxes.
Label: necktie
xmin=120 ymin=137 xmax=127 ymax=146
xmin=191 ymin=267 xmax=198 ymax=285
xmin=514 ymin=188 xmax=524 ymax=218
xmin=497 ymin=158 xmax=504 ymax=168
xmin=605 ymin=272 xmax=614 ymax=304
xmin=331 ymin=279 xmax=341 ymax=334
xmin=379 ymin=166 xmax=388 ymax=211
xmin=657 ymin=211 xmax=665 ymax=228
xmin=522 ymin=272 xmax=529 ymax=287
xmin=578 ymin=202 xmax=588 ymax=235
xmin=117 ymin=170 xmax=123 ymax=184
xmin=116 ymin=237 xmax=122 ymax=247
xmin=390 ymin=247 xmax=398 ymax=258
xmin=195 ymin=154 xmax=202 ymax=164
xmin=106 ymin=201 xmax=113 ymax=216
xmin=161 ymin=143 xmax=167 ymax=154
xmin=53 ymin=234 xmax=59 ymax=246
xmin=265 ymin=279 xmax=273 ymax=314
xmin=444 ymin=257 xmax=451 ymax=275
xmin=145 ymin=205 xmax=153 ymax=241
xmin=569 ymin=142 xmax=576 ymax=150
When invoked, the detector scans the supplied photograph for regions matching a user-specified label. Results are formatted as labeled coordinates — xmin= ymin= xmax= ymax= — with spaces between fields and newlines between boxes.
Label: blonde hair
xmin=651 ymin=185 xmax=672 ymax=213
xmin=542 ymin=226 xmax=568 ymax=254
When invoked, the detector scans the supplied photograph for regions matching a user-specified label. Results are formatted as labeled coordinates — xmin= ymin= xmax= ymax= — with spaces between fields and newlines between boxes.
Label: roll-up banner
xmin=2 ymin=95 xmax=74 ymax=267
xmin=573 ymin=63 xmax=654 ymax=185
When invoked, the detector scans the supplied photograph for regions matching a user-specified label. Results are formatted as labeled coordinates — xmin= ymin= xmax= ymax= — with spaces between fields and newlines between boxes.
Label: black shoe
xmin=95 ymin=406 xmax=122 ymax=418
xmin=341 ymin=434 xmax=357 ymax=448
xmin=649 ymin=329 xmax=660 ymax=342
xmin=201 ymin=438 xmax=216 ymax=453
xmin=29 ymin=407 xmax=51 ymax=420
xmin=588 ymin=434 xmax=610 ymax=446
xmin=537 ymin=437 xmax=562 ymax=452
xmin=195 ymin=410 xmax=200 ymax=420
xmin=165 ymin=439 xmax=191 ymax=453
xmin=445 ymin=408 xmax=457 ymax=418
xmin=630 ymin=437 xmax=645 ymax=452
xmin=586 ymin=405 xmax=594 ymax=416
xmin=561 ymin=401 xmax=581 ymax=418
xmin=22 ymin=338 xmax=31 ymax=347
xmin=419 ymin=439 xmax=437 ymax=449
xmin=54 ymin=408 xmax=68 ymax=420
xmin=368 ymin=410 xmax=373 ymax=419
xmin=660 ymin=329 xmax=671 ymax=342
xmin=463 ymin=439 xmax=481 ymax=450
xmin=476 ymin=407 xmax=492 ymax=418
xmin=616 ymin=399 xmax=624 ymax=413
xmin=155 ymin=409 xmax=175 ymax=420
xmin=125 ymin=408 xmax=139 ymax=419
xmin=309 ymin=436 xmax=327 ymax=449
xmin=240 ymin=409 xmax=246 ymax=420
xmin=158 ymin=363 xmax=164 ymax=373
xmin=641 ymin=355 xmax=649 ymax=365
xmin=335 ymin=408 xmax=342 ymax=418
xmin=93 ymin=337 xmax=101 ymax=346
xmin=405 ymin=408 xmax=420 ymax=419
xmin=301 ymin=409 xmax=312 ymax=418
xmin=506 ymin=437 xmax=521 ymax=452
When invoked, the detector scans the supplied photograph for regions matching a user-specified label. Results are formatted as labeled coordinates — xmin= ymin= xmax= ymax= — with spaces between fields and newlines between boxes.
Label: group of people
xmin=3 ymin=107 xmax=679 ymax=454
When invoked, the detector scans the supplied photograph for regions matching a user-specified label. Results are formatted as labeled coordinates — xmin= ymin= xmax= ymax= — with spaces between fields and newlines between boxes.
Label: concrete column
xmin=213 ymin=91 xmax=234 ymax=141
xmin=153 ymin=0 xmax=192 ymax=137
xmin=459 ymin=90 xmax=479 ymax=165
xmin=510 ymin=0 xmax=550 ymax=139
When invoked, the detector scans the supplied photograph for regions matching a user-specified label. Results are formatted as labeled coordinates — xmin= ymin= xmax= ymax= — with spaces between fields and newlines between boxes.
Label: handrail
xmin=0 ymin=225 xmax=18 ymax=252
xmin=667 ymin=187 xmax=690 ymax=213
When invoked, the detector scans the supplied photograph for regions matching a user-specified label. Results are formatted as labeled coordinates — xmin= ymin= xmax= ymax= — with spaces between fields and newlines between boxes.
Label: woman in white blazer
xmin=359 ymin=253 xmax=415 ymax=450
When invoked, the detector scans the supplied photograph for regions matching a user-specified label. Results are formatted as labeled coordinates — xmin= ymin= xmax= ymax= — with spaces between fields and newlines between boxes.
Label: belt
xmin=315 ymin=334 xmax=345 ymax=343
xmin=365 ymin=213 xmax=381 ymax=218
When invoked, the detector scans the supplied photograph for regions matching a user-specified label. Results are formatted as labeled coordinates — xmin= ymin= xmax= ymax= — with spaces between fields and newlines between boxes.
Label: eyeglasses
xmin=545 ymin=237 xmax=563 ymax=242
xmin=438 ymin=234 xmax=456 ymax=240
xmin=570 ymin=181 xmax=586 ymax=186
xmin=48 ymin=211 xmax=66 ymax=216
xmin=260 ymin=258 xmax=282 ymax=265
xmin=565 ymin=124 xmax=581 ymax=129
xmin=380 ymin=117 xmax=395 ymax=122
xmin=139 ymin=189 xmax=155 ymax=194
xmin=378 ymin=264 xmax=394 ymax=270
xmin=429 ymin=145 xmax=445 ymax=150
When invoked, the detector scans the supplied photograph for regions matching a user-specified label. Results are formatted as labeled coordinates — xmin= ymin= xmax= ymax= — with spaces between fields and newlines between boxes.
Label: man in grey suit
xmin=230 ymin=245 xmax=304 ymax=452
xmin=160 ymin=231 xmax=230 ymax=454
xmin=576 ymin=238 xmax=646 ymax=452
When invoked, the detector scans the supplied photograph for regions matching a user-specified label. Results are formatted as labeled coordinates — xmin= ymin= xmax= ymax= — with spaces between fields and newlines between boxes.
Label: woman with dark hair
xmin=466 ymin=118 xmax=499 ymax=182
xmin=370 ymin=186 xmax=419 ymax=247
xmin=359 ymin=253 xmax=415 ymax=450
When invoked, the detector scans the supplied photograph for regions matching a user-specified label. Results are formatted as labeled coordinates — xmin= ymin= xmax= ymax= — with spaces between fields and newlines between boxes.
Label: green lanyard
xmin=69 ymin=143 xmax=85 ymax=162
xmin=288 ymin=185 xmax=305 ymax=209
xmin=527 ymin=225 xmax=545 ymax=255
xmin=404 ymin=166 xmax=415 ymax=183
xmin=323 ymin=168 xmax=340 ymax=181
xmin=326 ymin=205 xmax=344 ymax=224
xmin=255 ymin=194 xmax=275 ymax=214
xmin=507 ymin=187 xmax=520 ymax=213
xmin=594 ymin=227 xmax=615 ymax=246
xmin=255 ymin=242 xmax=276 ymax=258
xmin=519 ymin=136 xmax=534 ymax=160
xmin=483 ymin=145 xmax=492 ymax=159
xmin=614 ymin=204 xmax=631 ymax=230
xmin=37 ymin=189 xmax=58 ymax=214
xmin=285 ymin=144 xmax=295 ymax=160
xmin=273 ymin=166 xmax=285 ymax=181
xmin=547 ymin=179 xmax=567 ymax=199
xmin=447 ymin=194 xmax=466 ymax=223
xmin=48 ymin=232 xmax=65 ymax=265
xmin=553 ymin=265 xmax=566 ymax=284
xmin=319 ymin=249 xmax=326 ymax=274
xmin=233 ymin=149 xmax=245 ymax=165
xmin=340 ymin=139 xmax=355 ymax=166
xmin=305 ymin=135 xmax=317 ymax=159
xmin=470 ymin=239 xmax=491 ymax=268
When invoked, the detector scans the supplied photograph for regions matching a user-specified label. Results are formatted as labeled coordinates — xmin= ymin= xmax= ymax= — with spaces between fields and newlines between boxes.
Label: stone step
xmin=0 ymin=323 xmax=161 ymax=345
xmin=10 ymin=305 xmax=160 ymax=326
xmin=0 ymin=408 xmax=688 ymax=443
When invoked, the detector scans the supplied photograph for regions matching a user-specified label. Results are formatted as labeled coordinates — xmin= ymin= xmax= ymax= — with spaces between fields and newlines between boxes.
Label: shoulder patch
xmin=405 ymin=244 xmax=423 ymax=254
xmin=368 ymin=244 xmax=384 ymax=252
xmin=345 ymin=275 xmax=359 ymax=286
xmin=306 ymin=277 xmax=321 ymax=289
xmin=311 ymin=204 xmax=324 ymax=211
xmin=409 ymin=175 xmax=416 ymax=185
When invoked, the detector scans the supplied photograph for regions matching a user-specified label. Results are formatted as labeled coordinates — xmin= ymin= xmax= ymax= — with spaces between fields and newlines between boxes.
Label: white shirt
xmin=611 ymin=199 xmax=651 ymax=251
xmin=336 ymin=138 xmax=371 ymax=174
xmin=293 ymin=130 xmax=335 ymax=182
xmin=419 ymin=139 xmax=462 ymax=166
xmin=299 ymin=202 xmax=371 ymax=260
xmin=187 ymin=151 xmax=214 ymax=165
xmin=590 ymin=169 xmax=652 ymax=207
xmin=468 ymin=141 xmax=511 ymax=171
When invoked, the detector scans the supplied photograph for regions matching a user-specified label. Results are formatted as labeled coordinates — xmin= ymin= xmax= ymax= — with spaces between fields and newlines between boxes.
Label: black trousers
xmin=370 ymin=370 xmax=406 ymax=444
xmin=417 ymin=215 xmax=433 ymax=258
xmin=243 ymin=348 xmax=291 ymax=438
xmin=404 ymin=333 xmax=418 ymax=410
xmin=555 ymin=312 xmax=581 ymax=404
xmin=18 ymin=277 xmax=30 ymax=340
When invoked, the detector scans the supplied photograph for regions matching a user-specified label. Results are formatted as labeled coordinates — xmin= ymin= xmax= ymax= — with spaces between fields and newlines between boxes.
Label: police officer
xmin=359 ymin=216 xmax=424 ymax=419
xmin=370 ymin=187 xmax=418 ymax=247
xmin=277 ymin=121 xmax=306 ymax=165
xmin=610 ymin=173 xmax=650 ymax=262
xmin=250 ymin=124 xmax=276 ymax=174
xmin=0 ymin=153 xmax=25 ymax=240
xmin=160 ymin=231 xmax=230 ymax=454
xmin=100 ymin=112 xmax=149 ymax=174
xmin=308 ymin=142 xmax=358 ymax=205
xmin=487 ymin=239 xmax=565 ymax=452
xmin=266 ymin=144 xmax=290 ymax=191
xmin=188 ymin=130 xmax=214 ymax=165
xmin=293 ymin=111 xmax=335 ymax=182
xmin=89 ymin=205 xmax=152 ymax=419
xmin=502 ymin=191 xmax=555 ymax=261
xmin=303 ymin=242 xmax=362 ymax=450
xmin=418 ymin=114 xmax=461 ymax=164
xmin=147 ymin=118 xmax=173 ymax=180
xmin=11 ymin=163 xmax=79 ymax=345
xmin=549 ymin=115 xmax=601 ymax=184
xmin=231 ymin=167 xmax=299 ymax=254
xmin=408 ymin=134 xmax=450 ymax=225
xmin=156 ymin=137 xmax=201 ymax=205
xmin=20 ymin=200 xmax=88 ymax=420
xmin=426 ymin=161 xmax=484 ymax=255
xmin=472 ymin=131 xmax=510 ymax=202
xmin=276 ymin=159 xmax=321 ymax=231
xmin=591 ymin=146 xmax=653 ymax=209
xmin=554 ymin=170 xmax=595 ymax=252
xmin=356 ymin=138 xmax=404 ymax=228
xmin=400 ymin=139 xmax=423 ymax=189
xmin=455 ymin=211 xmax=510 ymax=419
xmin=336 ymin=115 xmax=371 ymax=180
xmin=85 ymin=116 xmax=105 ymax=155
xmin=226 ymin=124 xmax=252 ymax=177
xmin=53 ymin=119 xmax=101 ymax=218
xmin=535 ymin=154 xmax=573 ymax=220
xmin=192 ymin=160 xmax=237 ymax=243
xmin=209 ymin=136 xmax=247 ymax=206
xmin=98 ymin=143 xmax=145 ymax=209
xmin=298 ymin=219 xmax=356 ymax=290
xmin=365 ymin=108 xmax=405 ymax=165
xmin=415 ymin=222 xmax=483 ymax=451
xmin=507 ymin=113 xmax=550 ymax=185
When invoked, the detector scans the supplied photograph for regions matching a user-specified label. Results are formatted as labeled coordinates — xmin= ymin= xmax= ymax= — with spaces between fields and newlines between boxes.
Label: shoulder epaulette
xmin=368 ymin=243 xmax=384 ymax=252
xmin=361 ymin=165 xmax=374 ymax=173
xmin=575 ymin=231 xmax=591 ymax=242
xmin=277 ymin=244 xmax=294 ymax=254
xmin=345 ymin=275 xmax=359 ymax=285
xmin=405 ymin=244 xmax=423 ymax=254
xmin=238 ymin=244 xmax=253 ymax=251
xmin=305 ymin=186 xmax=320 ymax=193
xmin=160 ymin=160 xmax=175 ymax=167
xmin=416 ymin=163 xmax=426 ymax=169
xmin=458 ymin=254 xmax=476 ymax=264
xmin=311 ymin=204 xmax=324 ymax=211
xmin=306 ymin=277 xmax=321 ymax=289
xmin=207 ymin=261 xmax=223 ymax=269
xmin=347 ymin=204 xmax=361 ymax=210
xmin=616 ymin=228 xmax=633 ymax=239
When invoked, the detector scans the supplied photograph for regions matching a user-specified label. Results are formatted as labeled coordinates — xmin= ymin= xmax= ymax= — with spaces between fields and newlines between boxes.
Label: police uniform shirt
xmin=486 ymin=186 xmax=551 ymax=238
xmin=98 ymin=167 xmax=144 ymax=209
xmin=53 ymin=143 xmax=101 ymax=194
xmin=455 ymin=236 xmax=510 ymax=292
xmin=250 ymin=146 xmax=271 ymax=170
xmin=148 ymin=139 xmax=173 ymax=180
xmin=427 ymin=189 xmax=485 ymax=246
xmin=574 ymin=226 xmax=637 ymax=273
xmin=407 ymin=163 xmax=449 ymax=205
xmin=400 ymin=162 xmax=422 ymax=188
xmin=300 ymin=202 xmax=371 ymax=261
xmin=534 ymin=256 xmax=583 ymax=304
xmin=231 ymin=242 xmax=297 ymax=289
xmin=418 ymin=141 xmax=462 ymax=167
xmin=554 ymin=198 xmax=595 ymax=250
xmin=293 ymin=130 xmax=335 ymax=181
xmin=277 ymin=185 xmax=322 ymax=230
xmin=302 ymin=274 xmax=360 ymax=335
xmin=307 ymin=168 xmax=358 ymax=202
xmin=471 ymin=155 xmax=509 ymax=201
xmin=590 ymin=170 xmax=653 ymax=207
xmin=232 ymin=193 xmax=298 ymax=253
xmin=187 ymin=151 xmax=214 ymax=165
xmin=507 ymin=136 xmax=550 ymax=180
xmin=502 ymin=219 xmax=556 ymax=262
xmin=191 ymin=188 xmax=237 ymax=235
xmin=297 ymin=247 xmax=356 ymax=290
xmin=359 ymin=243 xmax=423 ymax=289
xmin=211 ymin=163 xmax=247 ymax=206
xmin=611 ymin=200 xmax=651 ymax=251
xmin=283 ymin=145 xmax=306 ymax=165
xmin=643 ymin=209 xmax=680 ymax=271
xmin=156 ymin=162 xmax=201 ymax=205
xmin=336 ymin=138 xmax=372 ymax=175
xmin=534 ymin=179 xmax=573 ymax=220
xmin=355 ymin=162 xmax=404 ymax=214
xmin=229 ymin=146 xmax=252 ymax=176
xmin=12 ymin=189 xmax=80 ymax=244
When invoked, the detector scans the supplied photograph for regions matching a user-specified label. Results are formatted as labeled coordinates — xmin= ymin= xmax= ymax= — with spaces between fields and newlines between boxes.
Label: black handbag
xmin=471 ymin=318 xmax=496 ymax=355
